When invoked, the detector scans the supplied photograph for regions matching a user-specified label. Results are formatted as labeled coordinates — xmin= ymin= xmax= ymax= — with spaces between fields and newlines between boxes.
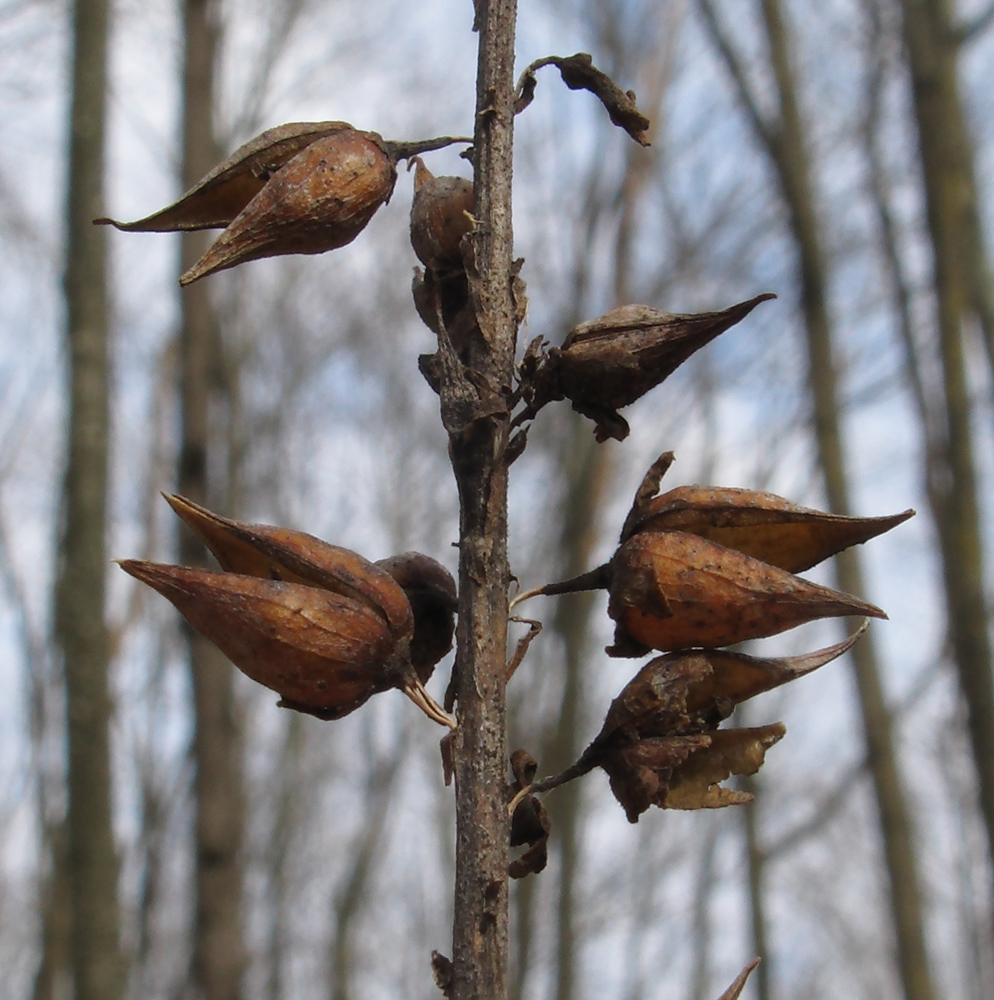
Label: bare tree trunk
xmin=895 ymin=0 xmax=994 ymax=909
xmin=178 ymin=3 xmax=246 ymax=998
xmin=55 ymin=0 xmax=126 ymax=998
xmin=698 ymin=4 xmax=937 ymax=999
xmin=448 ymin=4 xmax=518 ymax=998
xmin=31 ymin=824 xmax=72 ymax=1000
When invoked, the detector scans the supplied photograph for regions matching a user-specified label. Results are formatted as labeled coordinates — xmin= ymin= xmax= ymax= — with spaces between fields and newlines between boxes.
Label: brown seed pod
xmin=409 ymin=157 xmax=475 ymax=268
xmin=95 ymin=121 xmax=356 ymax=232
xmin=121 ymin=496 xmax=455 ymax=726
xmin=526 ymin=295 xmax=774 ymax=441
xmin=607 ymin=530 xmax=884 ymax=656
xmin=591 ymin=624 xmax=866 ymax=743
xmin=179 ymin=128 xmax=397 ymax=284
xmin=623 ymin=483 xmax=915 ymax=573
xmin=164 ymin=493 xmax=412 ymax=635
xmin=119 ymin=560 xmax=403 ymax=719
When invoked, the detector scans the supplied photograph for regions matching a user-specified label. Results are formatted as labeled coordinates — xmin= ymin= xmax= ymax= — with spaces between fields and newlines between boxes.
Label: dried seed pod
xmin=119 ymin=560 xmax=403 ymax=720
xmin=121 ymin=496 xmax=455 ymax=726
xmin=409 ymin=157 xmax=475 ymax=268
xmin=179 ymin=127 xmax=397 ymax=284
xmin=623 ymin=483 xmax=915 ymax=573
xmin=164 ymin=493 xmax=411 ymax=635
xmin=592 ymin=625 xmax=866 ymax=743
xmin=600 ymin=725 xmax=784 ymax=821
xmin=528 ymin=295 xmax=774 ymax=441
xmin=374 ymin=551 xmax=457 ymax=684
xmin=607 ymin=530 xmax=884 ymax=656
xmin=95 ymin=121 xmax=355 ymax=232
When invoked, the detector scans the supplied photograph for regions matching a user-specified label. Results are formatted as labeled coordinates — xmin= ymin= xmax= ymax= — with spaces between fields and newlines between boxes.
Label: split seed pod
xmin=527 ymin=294 xmax=775 ymax=441
xmin=607 ymin=530 xmax=884 ymax=656
xmin=119 ymin=495 xmax=454 ymax=726
xmin=573 ymin=629 xmax=863 ymax=820
xmin=97 ymin=122 xmax=397 ymax=285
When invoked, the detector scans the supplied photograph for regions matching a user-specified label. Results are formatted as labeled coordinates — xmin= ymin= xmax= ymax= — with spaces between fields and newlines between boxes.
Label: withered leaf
xmin=95 ymin=121 xmax=353 ymax=232
xmin=165 ymin=494 xmax=413 ymax=637
xmin=508 ymin=749 xmax=550 ymax=878
xmin=515 ymin=53 xmax=651 ymax=146
xmin=608 ymin=531 xmax=885 ymax=655
xmin=119 ymin=560 xmax=401 ymax=719
xmin=180 ymin=128 xmax=397 ymax=284
xmin=624 ymin=484 xmax=915 ymax=573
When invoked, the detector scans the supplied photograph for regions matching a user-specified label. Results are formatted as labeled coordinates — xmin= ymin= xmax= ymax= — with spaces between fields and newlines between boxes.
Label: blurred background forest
xmin=2 ymin=0 xmax=994 ymax=998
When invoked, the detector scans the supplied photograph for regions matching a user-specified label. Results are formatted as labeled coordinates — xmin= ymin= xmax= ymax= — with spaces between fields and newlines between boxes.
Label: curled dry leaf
xmin=122 ymin=495 xmax=455 ymax=726
xmin=607 ymin=530 xmax=885 ymax=656
xmin=514 ymin=53 xmax=651 ymax=145
xmin=623 ymin=483 xmax=915 ymax=572
xmin=508 ymin=749 xmax=550 ymax=878
xmin=525 ymin=295 xmax=774 ymax=441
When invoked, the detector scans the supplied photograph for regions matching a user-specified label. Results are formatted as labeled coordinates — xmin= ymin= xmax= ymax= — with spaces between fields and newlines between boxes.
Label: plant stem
xmin=448 ymin=2 xmax=518 ymax=999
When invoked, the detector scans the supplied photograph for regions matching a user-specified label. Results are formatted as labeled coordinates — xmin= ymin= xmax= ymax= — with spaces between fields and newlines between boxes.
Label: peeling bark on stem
xmin=448 ymin=3 xmax=518 ymax=999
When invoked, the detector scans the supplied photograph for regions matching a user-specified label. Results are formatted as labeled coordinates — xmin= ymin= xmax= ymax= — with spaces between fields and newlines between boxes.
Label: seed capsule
xmin=180 ymin=128 xmax=397 ymax=284
xmin=409 ymin=157 xmax=474 ymax=268
xmin=526 ymin=295 xmax=774 ymax=441
xmin=607 ymin=530 xmax=884 ymax=656
xmin=623 ymin=483 xmax=915 ymax=573
xmin=120 ymin=496 xmax=455 ymax=726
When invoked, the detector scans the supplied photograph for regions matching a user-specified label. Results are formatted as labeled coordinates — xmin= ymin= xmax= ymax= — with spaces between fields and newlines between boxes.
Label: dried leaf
xmin=508 ymin=749 xmax=550 ymax=878
xmin=179 ymin=128 xmax=397 ymax=284
xmin=608 ymin=531 xmax=885 ymax=655
xmin=515 ymin=53 xmax=652 ymax=145
xmin=95 ymin=121 xmax=353 ymax=232
xmin=625 ymin=484 xmax=914 ymax=572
